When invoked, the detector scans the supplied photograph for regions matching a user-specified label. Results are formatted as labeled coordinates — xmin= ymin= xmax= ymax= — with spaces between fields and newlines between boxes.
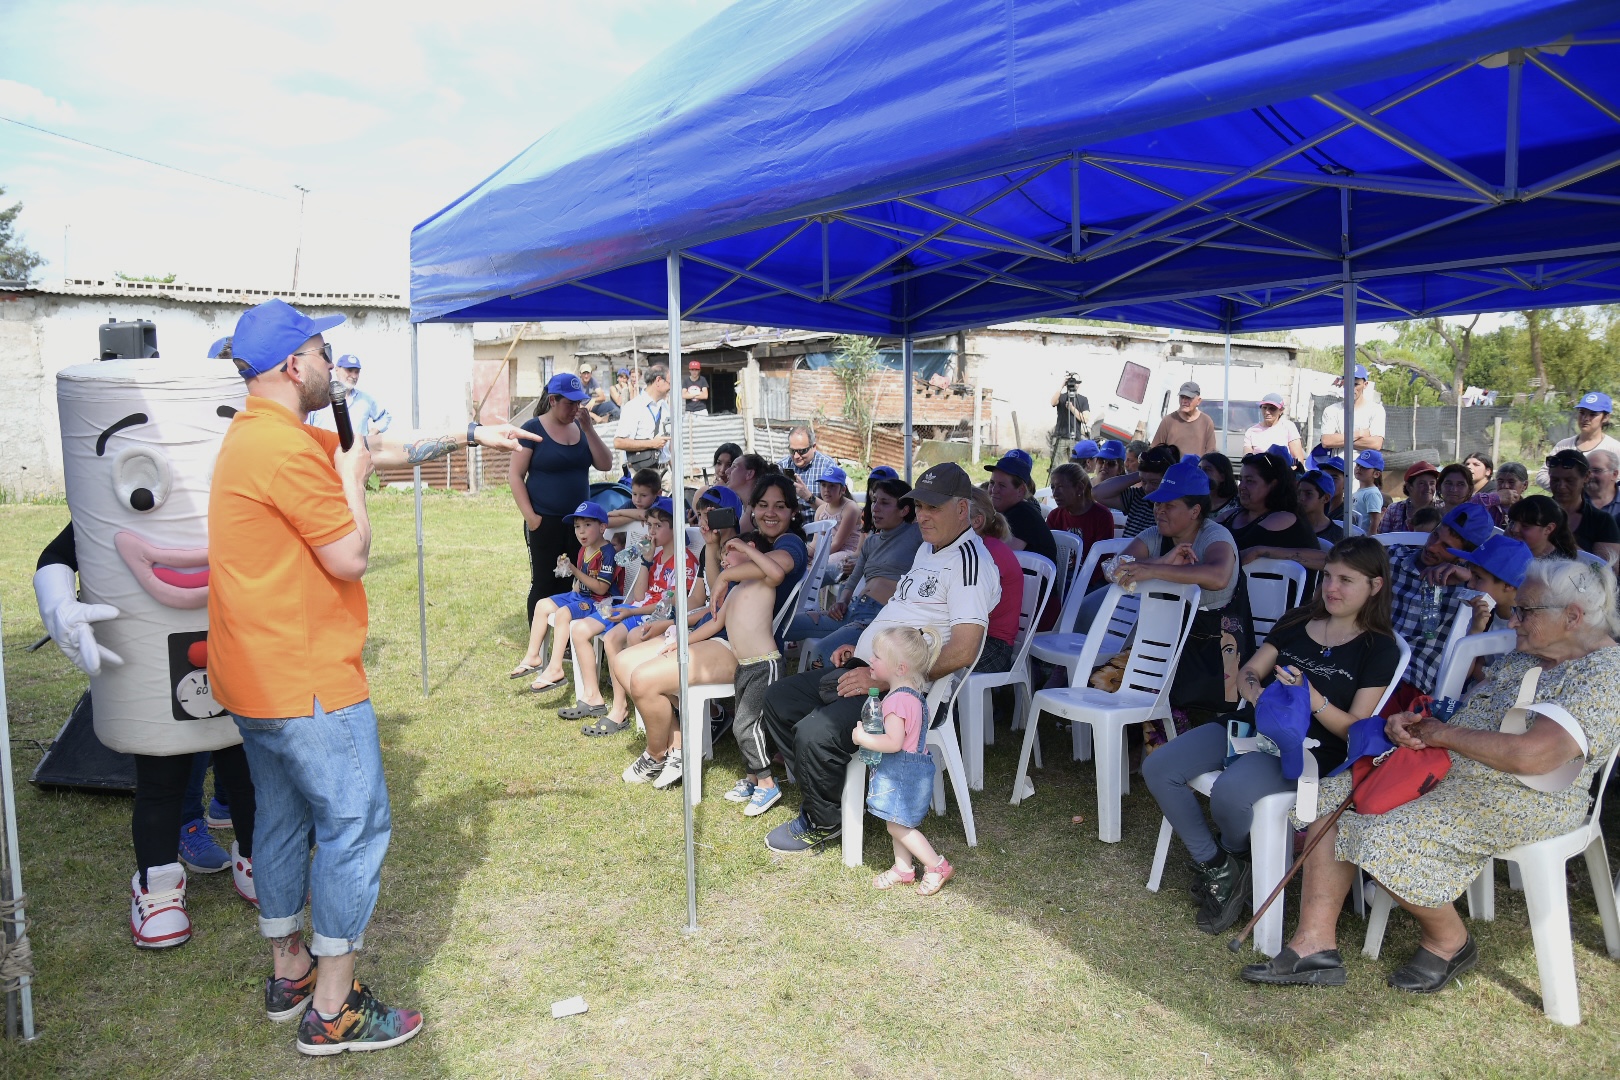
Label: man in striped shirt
xmin=762 ymin=463 xmax=1001 ymax=853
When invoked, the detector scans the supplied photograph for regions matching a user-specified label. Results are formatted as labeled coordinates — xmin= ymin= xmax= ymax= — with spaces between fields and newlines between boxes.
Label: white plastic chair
xmin=1049 ymin=531 xmax=1083 ymax=606
xmin=842 ymin=639 xmax=983 ymax=867
xmin=1317 ymin=536 xmax=1335 ymax=553
xmin=1432 ymin=592 xmax=1482 ymax=699
xmin=1145 ymin=635 xmax=1412 ymax=956
xmin=785 ymin=522 xmax=835 ymax=671
xmin=1374 ymin=531 xmax=1430 ymax=549
xmin=1110 ymin=508 xmax=1128 ymax=531
xmin=1363 ymin=742 xmax=1620 ymax=1026
xmin=1013 ymin=581 xmax=1201 ymax=843
xmin=1243 ymin=558 xmax=1307 ymax=640
xmin=1576 ymin=549 xmax=1607 ymax=568
xmin=957 ymin=553 xmax=1056 ymax=790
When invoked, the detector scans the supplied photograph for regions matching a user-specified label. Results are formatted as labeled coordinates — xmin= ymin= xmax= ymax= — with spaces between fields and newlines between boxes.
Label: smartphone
xmin=705 ymin=506 xmax=738 ymax=532
xmin=1224 ymin=718 xmax=1254 ymax=768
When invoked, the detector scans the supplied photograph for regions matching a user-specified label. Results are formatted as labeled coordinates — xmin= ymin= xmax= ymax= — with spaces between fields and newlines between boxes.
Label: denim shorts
xmin=866 ymin=748 xmax=936 ymax=829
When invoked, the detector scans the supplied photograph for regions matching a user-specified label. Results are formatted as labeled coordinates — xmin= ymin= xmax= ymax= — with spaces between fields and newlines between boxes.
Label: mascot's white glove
xmin=33 ymin=562 xmax=123 ymax=676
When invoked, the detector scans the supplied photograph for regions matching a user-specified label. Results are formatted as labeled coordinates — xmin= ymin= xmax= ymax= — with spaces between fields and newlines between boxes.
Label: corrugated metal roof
xmin=16 ymin=278 xmax=408 ymax=310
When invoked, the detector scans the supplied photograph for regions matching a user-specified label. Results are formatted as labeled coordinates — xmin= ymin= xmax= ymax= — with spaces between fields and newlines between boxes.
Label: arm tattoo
xmin=404 ymin=435 xmax=461 ymax=464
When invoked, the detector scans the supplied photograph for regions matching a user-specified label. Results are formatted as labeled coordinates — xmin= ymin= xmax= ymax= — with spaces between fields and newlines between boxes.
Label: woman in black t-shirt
xmin=1221 ymin=451 xmax=1318 ymax=556
xmin=1143 ymin=536 xmax=1401 ymax=935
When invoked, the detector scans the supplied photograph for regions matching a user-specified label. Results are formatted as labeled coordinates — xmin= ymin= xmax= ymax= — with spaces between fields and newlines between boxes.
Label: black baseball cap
xmin=903 ymin=463 xmax=974 ymax=506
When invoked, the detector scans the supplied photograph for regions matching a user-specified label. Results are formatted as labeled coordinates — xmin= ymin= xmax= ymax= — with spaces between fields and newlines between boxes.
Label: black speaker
xmin=99 ymin=318 xmax=159 ymax=360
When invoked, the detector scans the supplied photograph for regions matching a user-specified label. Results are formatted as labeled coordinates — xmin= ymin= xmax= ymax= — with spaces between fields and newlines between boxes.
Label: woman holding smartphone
xmin=1142 ymin=536 xmax=1402 ymax=936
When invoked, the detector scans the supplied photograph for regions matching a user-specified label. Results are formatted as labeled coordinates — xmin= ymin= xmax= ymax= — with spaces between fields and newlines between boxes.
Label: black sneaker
xmin=265 ymin=959 xmax=318 ymax=1023
xmin=1194 ymin=851 xmax=1251 ymax=935
xmin=765 ymin=809 xmax=841 ymax=854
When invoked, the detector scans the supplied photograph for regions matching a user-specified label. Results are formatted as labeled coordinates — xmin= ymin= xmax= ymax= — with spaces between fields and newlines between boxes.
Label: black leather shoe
xmin=1241 ymin=947 xmax=1347 ymax=986
xmin=1196 ymin=853 xmax=1252 ymax=935
xmin=1388 ymin=935 xmax=1477 ymax=993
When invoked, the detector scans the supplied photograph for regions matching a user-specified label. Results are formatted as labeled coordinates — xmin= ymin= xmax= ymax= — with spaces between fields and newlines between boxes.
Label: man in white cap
xmin=208 ymin=299 xmax=534 ymax=1055
xmin=1152 ymin=381 xmax=1216 ymax=458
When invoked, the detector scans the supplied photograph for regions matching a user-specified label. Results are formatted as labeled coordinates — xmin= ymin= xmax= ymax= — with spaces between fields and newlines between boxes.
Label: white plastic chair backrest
xmin=1375 ymin=532 xmax=1430 ymax=549
xmin=1434 ymin=629 xmax=1514 ymax=701
xmin=784 ymin=527 xmax=833 ymax=629
xmin=1584 ymin=740 xmax=1620 ymax=823
xmin=1318 ymin=537 xmax=1335 ymax=552
xmin=1053 ymin=536 xmax=1130 ymax=633
xmin=1049 ymin=531 xmax=1083 ymax=602
xmin=803 ymin=518 xmax=835 ymax=539
xmin=1577 ymin=549 xmax=1607 ymax=568
xmin=1119 ymin=582 xmax=1202 ymax=709
xmin=1432 ymin=590 xmax=1481 ymax=697
xmin=1110 ymin=509 xmax=1127 ymax=530
xmin=1010 ymin=553 xmax=1058 ymax=665
xmin=1244 ymin=558 xmax=1308 ymax=639
xmin=1374 ymin=634 xmax=1413 ymax=715
xmin=928 ymin=633 xmax=986 ymax=729
xmin=686 ymin=526 xmax=704 ymax=552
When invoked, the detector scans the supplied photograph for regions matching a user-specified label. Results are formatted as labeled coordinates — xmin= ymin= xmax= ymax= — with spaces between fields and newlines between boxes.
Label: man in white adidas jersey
xmin=762 ymin=462 xmax=1001 ymax=853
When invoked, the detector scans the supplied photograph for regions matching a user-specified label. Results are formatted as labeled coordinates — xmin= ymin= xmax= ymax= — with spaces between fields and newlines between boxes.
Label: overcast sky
xmin=0 ymin=0 xmax=733 ymax=294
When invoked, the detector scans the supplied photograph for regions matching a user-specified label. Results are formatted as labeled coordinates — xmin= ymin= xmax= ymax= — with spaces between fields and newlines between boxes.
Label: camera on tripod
xmin=1062 ymin=372 xmax=1080 ymax=392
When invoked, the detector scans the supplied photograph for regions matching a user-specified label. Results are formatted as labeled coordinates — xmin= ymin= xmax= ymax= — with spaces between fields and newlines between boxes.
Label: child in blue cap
xmin=515 ymin=501 xmax=617 ymax=693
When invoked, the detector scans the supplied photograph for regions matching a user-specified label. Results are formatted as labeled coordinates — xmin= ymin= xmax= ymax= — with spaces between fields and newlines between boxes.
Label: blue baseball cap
xmin=230 ymin=299 xmax=345 ymax=378
xmin=1320 ymin=455 xmax=1347 ymax=475
xmin=1578 ymin=391 xmax=1613 ymax=413
xmin=563 ymin=500 xmax=609 ymax=525
xmin=1301 ymin=470 xmax=1336 ymax=499
xmin=206 ymin=336 xmax=232 ymax=359
xmin=1256 ymin=679 xmax=1313 ymax=781
xmin=1450 ymin=534 xmax=1533 ymax=589
xmin=1329 ymin=715 xmax=1398 ymax=777
xmin=698 ymin=484 xmax=744 ymax=516
xmin=1353 ymin=364 xmax=1369 ymax=380
xmin=1070 ymin=439 xmax=1100 ymax=460
xmin=546 ymin=372 xmax=590 ymax=401
xmin=1307 ymin=443 xmax=1331 ymax=469
xmin=336 ymin=353 xmax=362 ymax=370
xmin=1441 ymin=503 xmax=1493 ymax=548
xmin=988 ymin=449 xmax=1035 ymax=487
xmin=819 ymin=466 xmax=849 ymax=489
xmin=649 ymin=496 xmax=676 ymax=518
xmin=1145 ymin=460 xmax=1212 ymax=501
xmin=1097 ymin=439 xmax=1126 ymax=461
xmin=867 ymin=465 xmax=899 ymax=482
xmin=1180 ymin=454 xmax=1201 ymax=467
xmin=1354 ymin=449 xmax=1385 ymax=470
xmin=1266 ymin=443 xmax=1295 ymax=465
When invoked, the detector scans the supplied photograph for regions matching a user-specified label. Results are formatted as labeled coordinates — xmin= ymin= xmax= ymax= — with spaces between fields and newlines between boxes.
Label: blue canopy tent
xmin=408 ymin=0 xmax=1620 ymax=926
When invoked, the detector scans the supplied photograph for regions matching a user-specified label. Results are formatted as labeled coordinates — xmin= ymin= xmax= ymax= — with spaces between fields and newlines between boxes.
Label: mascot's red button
xmin=186 ymin=641 xmax=208 ymax=669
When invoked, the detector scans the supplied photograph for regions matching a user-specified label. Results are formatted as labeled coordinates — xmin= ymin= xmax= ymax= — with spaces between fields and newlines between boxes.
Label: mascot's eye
xmin=113 ymin=448 xmax=172 ymax=513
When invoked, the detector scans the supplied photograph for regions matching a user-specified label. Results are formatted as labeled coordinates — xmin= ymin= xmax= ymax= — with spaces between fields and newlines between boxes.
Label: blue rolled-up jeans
xmin=232 ymin=698 xmax=392 ymax=956
xmin=783 ymin=595 xmax=884 ymax=666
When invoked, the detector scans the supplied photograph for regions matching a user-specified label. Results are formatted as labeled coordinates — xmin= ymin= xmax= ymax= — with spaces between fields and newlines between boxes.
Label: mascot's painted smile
xmin=114 ymin=531 xmax=210 ymax=609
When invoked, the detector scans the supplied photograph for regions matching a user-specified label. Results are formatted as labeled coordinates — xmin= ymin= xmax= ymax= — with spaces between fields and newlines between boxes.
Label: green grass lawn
xmin=2 ymin=492 xmax=1617 ymax=1078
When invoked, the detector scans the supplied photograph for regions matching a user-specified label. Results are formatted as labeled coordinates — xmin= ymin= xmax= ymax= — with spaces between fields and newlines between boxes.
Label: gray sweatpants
xmin=733 ymin=654 xmax=781 ymax=776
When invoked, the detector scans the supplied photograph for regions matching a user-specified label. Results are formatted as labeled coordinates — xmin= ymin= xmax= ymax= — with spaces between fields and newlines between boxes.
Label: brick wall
xmin=788 ymin=370 xmax=984 ymax=428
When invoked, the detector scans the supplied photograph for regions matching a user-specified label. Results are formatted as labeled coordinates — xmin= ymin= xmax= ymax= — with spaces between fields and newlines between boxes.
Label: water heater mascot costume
xmin=33 ymin=346 xmax=259 ymax=948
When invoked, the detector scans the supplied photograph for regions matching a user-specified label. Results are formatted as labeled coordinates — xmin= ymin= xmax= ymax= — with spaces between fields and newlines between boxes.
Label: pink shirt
xmin=882 ymin=687 xmax=928 ymax=752
xmin=983 ymin=535 xmax=1023 ymax=645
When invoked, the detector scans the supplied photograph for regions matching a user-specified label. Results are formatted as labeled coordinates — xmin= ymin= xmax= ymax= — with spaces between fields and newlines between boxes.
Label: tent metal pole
xmin=0 ymin=605 xmax=36 ymax=1040
xmin=669 ymin=251 xmax=698 ymax=934
xmin=902 ymin=335 xmax=914 ymax=481
xmin=1342 ymin=286 xmax=1356 ymax=537
xmin=412 ymin=322 xmax=428 ymax=698
xmin=1222 ymin=328 xmax=1232 ymax=458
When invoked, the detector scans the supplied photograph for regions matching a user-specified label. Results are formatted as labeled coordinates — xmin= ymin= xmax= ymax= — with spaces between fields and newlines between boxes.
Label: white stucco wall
xmin=0 ymin=291 xmax=472 ymax=497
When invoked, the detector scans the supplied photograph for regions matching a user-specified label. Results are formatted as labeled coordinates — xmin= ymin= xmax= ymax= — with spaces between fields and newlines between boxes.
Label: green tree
xmin=829 ymin=334 xmax=881 ymax=466
xmin=0 ymin=186 xmax=45 ymax=283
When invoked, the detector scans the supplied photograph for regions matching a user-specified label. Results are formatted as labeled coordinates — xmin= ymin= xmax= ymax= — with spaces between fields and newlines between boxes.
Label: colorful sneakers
xmin=652 ymin=747 xmax=684 ymax=789
xmin=723 ymin=779 xmax=756 ymax=803
xmin=266 ymin=959 xmax=318 ymax=1023
xmin=296 ymin=980 xmax=424 ymax=1056
xmin=205 ymin=796 xmax=233 ymax=829
xmin=622 ymin=751 xmax=665 ymax=784
xmin=178 ymin=818 xmax=230 ymax=873
xmin=130 ymin=863 xmax=190 ymax=949
xmin=744 ymin=783 xmax=782 ymax=817
xmin=232 ymin=841 xmax=257 ymax=907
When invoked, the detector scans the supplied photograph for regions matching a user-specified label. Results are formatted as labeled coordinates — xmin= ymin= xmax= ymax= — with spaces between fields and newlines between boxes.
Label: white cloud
xmin=0 ymin=79 xmax=77 ymax=124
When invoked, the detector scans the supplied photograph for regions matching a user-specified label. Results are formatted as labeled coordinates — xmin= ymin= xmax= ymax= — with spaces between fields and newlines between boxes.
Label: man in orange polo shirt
xmin=209 ymin=298 xmax=532 ymax=1056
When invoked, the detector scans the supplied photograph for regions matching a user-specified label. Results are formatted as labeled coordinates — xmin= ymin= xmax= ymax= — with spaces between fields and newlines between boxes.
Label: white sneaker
xmin=622 ymin=751 xmax=665 ymax=784
xmin=232 ymin=841 xmax=258 ymax=907
xmin=131 ymin=863 xmax=190 ymax=949
xmin=652 ymin=747 xmax=684 ymax=789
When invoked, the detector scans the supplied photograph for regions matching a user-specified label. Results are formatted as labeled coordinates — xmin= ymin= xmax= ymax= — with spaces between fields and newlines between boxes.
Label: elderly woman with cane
xmin=1240 ymin=558 xmax=1620 ymax=991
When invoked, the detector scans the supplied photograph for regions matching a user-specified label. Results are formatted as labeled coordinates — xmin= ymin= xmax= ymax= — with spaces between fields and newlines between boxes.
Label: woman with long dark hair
xmin=510 ymin=373 xmax=614 ymax=622
xmin=1144 ymin=536 xmax=1401 ymax=935
xmin=1507 ymin=495 xmax=1580 ymax=559
xmin=1225 ymin=451 xmax=1318 ymax=561
xmin=1199 ymin=453 xmax=1239 ymax=520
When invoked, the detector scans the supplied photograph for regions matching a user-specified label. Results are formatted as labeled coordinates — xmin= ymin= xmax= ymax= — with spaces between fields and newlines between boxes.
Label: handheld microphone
xmin=328 ymin=378 xmax=355 ymax=451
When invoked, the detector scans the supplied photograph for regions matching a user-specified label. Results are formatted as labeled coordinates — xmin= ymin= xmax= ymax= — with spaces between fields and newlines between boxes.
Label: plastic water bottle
xmin=858 ymin=687 xmax=885 ymax=767
xmin=1419 ymin=584 xmax=1442 ymax=642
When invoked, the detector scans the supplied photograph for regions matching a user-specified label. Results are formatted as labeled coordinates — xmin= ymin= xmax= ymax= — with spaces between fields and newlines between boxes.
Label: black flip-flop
xmin=507 ymin=664 xmax=542 ymax=680
xmin=559 ymin=702 xmax=608 ymax=720
xmin=582 ymin=717 xmax=631 ymax=736
xmin=525 ymin=678 xmax=568 ymax=694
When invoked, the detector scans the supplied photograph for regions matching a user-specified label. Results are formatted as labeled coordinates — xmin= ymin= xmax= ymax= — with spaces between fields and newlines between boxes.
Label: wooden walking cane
xmin=1226 ymin=785 xmax=1360 ymax=952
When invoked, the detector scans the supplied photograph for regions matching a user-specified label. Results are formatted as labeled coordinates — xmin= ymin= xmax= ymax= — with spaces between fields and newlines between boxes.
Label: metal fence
xmin=1306 ymin=399 xmax=1574 ymax=462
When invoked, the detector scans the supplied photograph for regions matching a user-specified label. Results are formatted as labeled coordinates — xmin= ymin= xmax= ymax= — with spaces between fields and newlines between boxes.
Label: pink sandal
xmin=872 ymin=866 xmax=916 ymax=890
xmin=916 ymin=857 xmax=954 ymax=896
